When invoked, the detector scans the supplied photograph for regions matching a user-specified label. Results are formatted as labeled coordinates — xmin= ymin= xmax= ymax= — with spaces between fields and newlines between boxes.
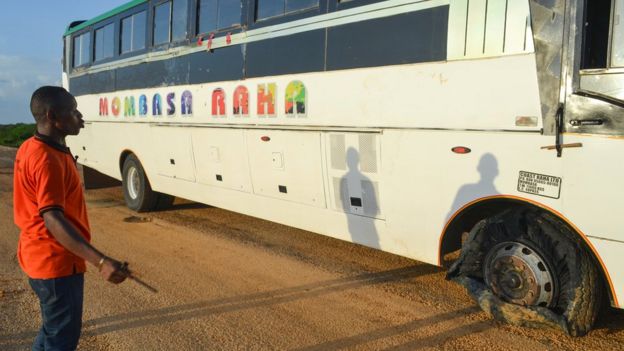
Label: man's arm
xmin=42 ymin=209 xmax=127 ymax=284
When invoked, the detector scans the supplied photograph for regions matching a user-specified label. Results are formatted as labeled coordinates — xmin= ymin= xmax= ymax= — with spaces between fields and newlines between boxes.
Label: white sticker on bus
xmin=517 ymin=171 xmax=562 ymax=199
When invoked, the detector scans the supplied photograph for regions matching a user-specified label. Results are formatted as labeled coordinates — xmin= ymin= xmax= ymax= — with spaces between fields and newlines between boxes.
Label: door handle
xmin=569 ymin=118 xmax=604 ymax=126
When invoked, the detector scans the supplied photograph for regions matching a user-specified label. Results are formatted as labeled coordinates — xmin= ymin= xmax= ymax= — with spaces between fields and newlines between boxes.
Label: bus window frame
xmin=578 ymin=0 xmax=624 ymax=74
xmin=577 ymin=0 xmax=624 ymax=93
xmin=329 ymin=0 xmax=388 ymax=12
xmin=71 ymin=29 xmax=93 ymax=71
xmin=93 ymin=19 xmax=118 ymax=65
xmin=563 ymin=0 xmax=624 ymax=136
xmin=152 ymin=0 xmax=192 ymax=50
xmin=118 ymin=3 xmax=150 ymax=60
xmin=249 ymin=0 xmax=327 ymax=30
xmin=194 ymin=0 xmax=245 ymax=39
xmin=608 ymin=0 xmax=624 ymax=68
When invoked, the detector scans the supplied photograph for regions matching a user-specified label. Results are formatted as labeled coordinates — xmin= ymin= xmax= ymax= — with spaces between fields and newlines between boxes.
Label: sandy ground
xmin=0 ymin=145 xmax=623 ymax=350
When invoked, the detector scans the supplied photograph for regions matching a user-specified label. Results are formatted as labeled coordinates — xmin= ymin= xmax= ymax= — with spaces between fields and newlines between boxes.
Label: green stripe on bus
xmin=64 ymin=0 xmax=147 ymax=36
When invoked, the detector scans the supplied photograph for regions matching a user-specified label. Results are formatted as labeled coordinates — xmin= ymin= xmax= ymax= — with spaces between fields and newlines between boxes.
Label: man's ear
xmin=43 ymin=109 xmax=62 ymax=129
xmin=44 ymin=109 xmax=56 ymax=123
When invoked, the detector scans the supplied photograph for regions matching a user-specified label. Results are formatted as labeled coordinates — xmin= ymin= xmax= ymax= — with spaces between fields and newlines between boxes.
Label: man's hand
xmin=98 ymin=257 xmax=129 ymax=284
xmin=41 ymin=210 xmax=129 ymax=284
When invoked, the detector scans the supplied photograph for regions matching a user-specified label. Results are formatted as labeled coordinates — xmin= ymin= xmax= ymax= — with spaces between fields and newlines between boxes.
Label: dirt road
xmin=0 ymin=145 xmax=623 ymax=350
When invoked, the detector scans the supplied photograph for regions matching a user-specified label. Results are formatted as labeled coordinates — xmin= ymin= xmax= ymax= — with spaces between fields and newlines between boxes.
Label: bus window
xmin=197 ymin=0 xmax=241 ymax=34
xmin=72 ymin=32 xmax=91 ymax=67
xmin=581 ymin=0 xmax=611 ymax=69
xmin=172 ymin=0 xmax=188 ymax=41
xmin=121 ymin=11 xmax=147 ymax=54
xmin=579 ymin=0 xmax=624 ymax=101
xmin=612 ymin=0 xmax=624 ymax=67
xmin=94 ymin=23 xmax=115 ymax=62
xmin=256 ymin=0 xmax=318 ymax=21
xmin=154 ymin=0 xmax=188 ymax=45
xmin=153 ymin=2 xmax=171 ymax=45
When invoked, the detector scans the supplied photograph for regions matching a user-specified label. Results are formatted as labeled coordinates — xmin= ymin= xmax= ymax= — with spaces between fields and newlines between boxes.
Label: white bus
xmin=63 ymin=0 xmax=624 ymax=335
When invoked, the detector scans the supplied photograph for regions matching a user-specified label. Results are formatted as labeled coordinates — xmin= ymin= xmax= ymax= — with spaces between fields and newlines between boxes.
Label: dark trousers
xmin=28 ymin=274 xmax=84 ymax=351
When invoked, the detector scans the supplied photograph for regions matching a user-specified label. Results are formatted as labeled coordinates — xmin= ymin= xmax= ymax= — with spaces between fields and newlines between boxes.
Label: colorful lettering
xmin=212 ymin=88 xmax=226 ymax=116
xmin=111 ymin=97 xmax=121 ymax=117
xmin=153 ymin=94 xmax=162 ymax=116
xmin=167 ymin=93 xmax=176 ymax=116
xmin=233 ymin=86 xmax=249 ymax=116
xmin=257 ymin=83 xmax=276 ymax=116
xmin=285 ymin=81 xmax=306 ymax=117
xmin=139 ymin=95 xmax=148 ymax=116
xmin=97 ymin=80 xmax=308 ymax=121
xmin=99 ymin=98 xmax=108 ymax=116
xmin=124 ymin=96 xmax=136 ymax=117
xmin=181 ymin=91 xmax=193 ymax=115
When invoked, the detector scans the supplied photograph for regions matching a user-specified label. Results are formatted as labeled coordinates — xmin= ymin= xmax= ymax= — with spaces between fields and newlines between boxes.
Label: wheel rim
xmin=127 ymin=166 xmax=140 ymax=200
xmin=484 ymin=241 xmax=556 ymax=307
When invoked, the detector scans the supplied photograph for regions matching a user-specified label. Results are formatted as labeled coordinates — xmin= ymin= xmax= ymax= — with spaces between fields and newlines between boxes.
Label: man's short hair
xmin=30 ymin=86 xmax=72 ymax=122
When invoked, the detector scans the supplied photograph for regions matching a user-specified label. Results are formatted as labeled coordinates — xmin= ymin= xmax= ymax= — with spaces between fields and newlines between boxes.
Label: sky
xmin=0 ymin=1 xmax=130 ymax=124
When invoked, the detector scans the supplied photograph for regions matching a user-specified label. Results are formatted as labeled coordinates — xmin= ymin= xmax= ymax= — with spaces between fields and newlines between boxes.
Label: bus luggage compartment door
xmin=150 ymin=126 xmax=196 ymax=182
xmin=191 ymin=128 xmax=252 ymax=192
xmin=246 ymin=130 xmax=326 ymax=208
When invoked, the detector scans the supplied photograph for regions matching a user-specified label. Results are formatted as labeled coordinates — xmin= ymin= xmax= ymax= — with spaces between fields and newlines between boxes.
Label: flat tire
xmin=458 ymin=209 xmax=602 ymax=336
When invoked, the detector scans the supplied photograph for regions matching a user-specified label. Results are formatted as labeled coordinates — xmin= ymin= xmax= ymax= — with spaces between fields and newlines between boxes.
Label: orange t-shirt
xmin=13 ymin=134 xmax=91 ymax=279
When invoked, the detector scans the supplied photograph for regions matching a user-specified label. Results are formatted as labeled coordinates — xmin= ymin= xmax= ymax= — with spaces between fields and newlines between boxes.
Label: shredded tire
xmin=447 ymin=209 xmax=602 ymax=336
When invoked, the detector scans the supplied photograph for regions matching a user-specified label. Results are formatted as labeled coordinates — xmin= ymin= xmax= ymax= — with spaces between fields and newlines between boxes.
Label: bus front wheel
xmin=447 ymin=209 xmax=602 ymax=336
xmin=122 ymin=154 xmax=173 ymax=212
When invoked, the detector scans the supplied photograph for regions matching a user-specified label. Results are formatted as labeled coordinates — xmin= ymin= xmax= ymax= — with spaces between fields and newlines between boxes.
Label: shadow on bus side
xmin=340 ymin=147 xmax=380 ymax=249
xmin=447 ymin=153 xmax=500 ymax=220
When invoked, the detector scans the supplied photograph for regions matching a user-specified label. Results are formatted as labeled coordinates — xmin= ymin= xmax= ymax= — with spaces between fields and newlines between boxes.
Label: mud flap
xmin=446 ymin=219 xmax=571 ymax=335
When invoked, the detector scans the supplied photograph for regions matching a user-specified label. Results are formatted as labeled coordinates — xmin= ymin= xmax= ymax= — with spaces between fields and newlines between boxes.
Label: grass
xmin=0 ymin=123 xmax=36 ymax=147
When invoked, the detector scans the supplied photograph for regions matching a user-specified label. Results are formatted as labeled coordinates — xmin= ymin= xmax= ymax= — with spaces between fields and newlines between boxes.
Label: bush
xmin=0 ymin=124 xmax=36 ymax=147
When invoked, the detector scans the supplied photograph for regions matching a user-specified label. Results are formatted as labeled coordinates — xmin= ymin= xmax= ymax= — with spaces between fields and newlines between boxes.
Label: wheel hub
xmin=127 ymin=167 xmax=140 ymax=200
xmin=484 ymin=242 xmax=555 ymax=307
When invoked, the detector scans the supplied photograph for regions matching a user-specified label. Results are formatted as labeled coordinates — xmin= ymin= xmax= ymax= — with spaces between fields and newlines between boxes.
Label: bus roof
xmin=64 ymin=0 xmax=146 ymax=37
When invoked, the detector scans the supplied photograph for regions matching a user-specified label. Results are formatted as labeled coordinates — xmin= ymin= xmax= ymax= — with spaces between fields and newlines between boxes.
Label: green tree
xmin=0 ymin=124 xmax=36 ymax=147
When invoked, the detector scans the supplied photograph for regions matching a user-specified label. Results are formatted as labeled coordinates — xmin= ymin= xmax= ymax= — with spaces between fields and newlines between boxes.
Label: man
xmin=13 ymin=86 xmax=129 ymax=350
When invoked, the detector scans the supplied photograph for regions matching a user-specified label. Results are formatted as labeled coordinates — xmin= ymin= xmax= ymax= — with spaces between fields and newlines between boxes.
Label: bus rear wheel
xmin=448 ymin=209 xmax=602 ymax=336
xmin=122 ymin=154 xmax=174 ymax=212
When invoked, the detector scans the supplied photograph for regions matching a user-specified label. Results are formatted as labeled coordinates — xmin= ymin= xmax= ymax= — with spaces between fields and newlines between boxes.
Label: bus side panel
xmin=139 ymin=148 xmax=387 ymax=254
xmin=381 ymin=129 xmax=565 ymax=264
xmin=560 ymin=135 xmax=624 ymax=242
xmin=561 ymin=134 xmax=624 ymax=307
xmin=588 ymin=238 xmax=624 ymax=308
xmin=69 ymin=54 xmax=543 ymax=133
xmin=72 ymin=122 xmax=98 ymax=166
xmin=324 ymin=132 xmax=384 ymax=221
xmin=245 ymin=130 xmax=326 ymax=208
xmin=382 ymin=130 xmax=623 ymax=307
xmin=191 ymin=128 xmax=253 ymax=193
xmin=150 ymin=126 xmax=196 ymax=182
xmin=70 ymin=122 xmax=154 ymax=181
